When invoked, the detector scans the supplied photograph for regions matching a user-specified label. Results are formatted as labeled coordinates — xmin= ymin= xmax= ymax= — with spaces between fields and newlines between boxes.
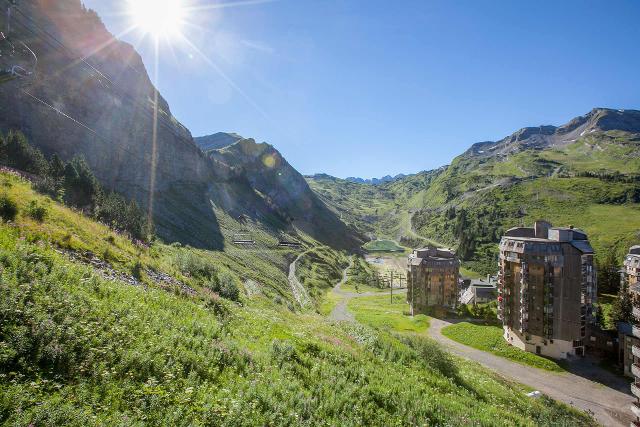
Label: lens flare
xmin=128 ymin=0 xmax=186 ymax=38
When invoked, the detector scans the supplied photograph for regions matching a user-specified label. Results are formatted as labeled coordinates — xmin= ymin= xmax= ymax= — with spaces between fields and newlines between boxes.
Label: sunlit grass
xmin=442 ymin=322 xmax=565 ymax=372
xmin=348 ymin=294 xmax=429 ymax=334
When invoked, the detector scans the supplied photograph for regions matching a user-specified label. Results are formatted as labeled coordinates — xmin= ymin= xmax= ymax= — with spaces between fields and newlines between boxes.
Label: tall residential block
xmin=625 ymin=246 xmax=640 ymax=423
xmin=407 ymin=247 xmax=459 ymax=315
xmin=497 ymin=221 xmax=597 ymax=359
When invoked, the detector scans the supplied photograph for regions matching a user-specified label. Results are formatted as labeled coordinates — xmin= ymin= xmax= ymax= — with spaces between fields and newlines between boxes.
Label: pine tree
xmin=611 ymin=279 xmax=633 ymax=325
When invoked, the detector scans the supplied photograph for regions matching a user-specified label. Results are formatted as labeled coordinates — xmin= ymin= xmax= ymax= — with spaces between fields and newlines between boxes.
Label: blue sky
xmin=83 ymin=0 xmax=640 ymax=178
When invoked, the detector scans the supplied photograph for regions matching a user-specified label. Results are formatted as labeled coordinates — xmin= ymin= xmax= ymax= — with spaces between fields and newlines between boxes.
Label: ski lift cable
xmin=20 ymin=88 xmax=103 ymax=138
xmin=8 ymin=7 xmax=195 ymax=147
xmin=19 ymin=88 xmax=151 ymax=162
xmin=7 ymin=3 xmax=237 ymax=176
xmin=6 ymin=8 xmax=240 ymax=183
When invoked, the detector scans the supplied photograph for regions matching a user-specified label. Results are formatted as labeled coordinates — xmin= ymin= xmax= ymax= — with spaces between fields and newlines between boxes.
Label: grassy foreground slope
xmin=0 ymin=172 xmax=594 ymax=426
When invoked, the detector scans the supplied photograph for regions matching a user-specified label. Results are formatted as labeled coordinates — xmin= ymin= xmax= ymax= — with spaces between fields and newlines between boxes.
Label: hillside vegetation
xmin=308 ymin=109 xmax=640 ymax=275
xmin=0 ymin=171 xmax=594 ymax=426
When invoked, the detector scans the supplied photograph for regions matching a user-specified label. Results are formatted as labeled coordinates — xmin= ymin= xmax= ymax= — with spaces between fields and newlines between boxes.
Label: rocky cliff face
xmin=207 ymin=138 xmax=364 ymax=249
xmin=195 ymin=133 xmax=243 ymax=152
xmin=0 ymin=0 xmax=362 ymax=250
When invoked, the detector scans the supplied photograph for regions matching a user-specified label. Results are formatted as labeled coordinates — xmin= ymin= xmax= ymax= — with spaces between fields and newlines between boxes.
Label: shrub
xmin=217 ymin=271 xmax=240 ymax=301
xmin=26 ymin=200 xmax=47 ymax=222
xmin=0 ymin=193 xmax=17 ymax=221
xmin=173 ymin=251 xmax=217 ymax=279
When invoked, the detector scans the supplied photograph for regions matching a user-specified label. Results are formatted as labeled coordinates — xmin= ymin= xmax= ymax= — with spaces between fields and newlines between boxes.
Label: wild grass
xmin=348 ymin=294 xmax=430 ymax=334
xmin=441 ymin=322 xmax=565 ymax=372
xmin=0 ymin=171 xmax=595 ymax=425
xmin=295 ymin=246 xmax=349 ymax=304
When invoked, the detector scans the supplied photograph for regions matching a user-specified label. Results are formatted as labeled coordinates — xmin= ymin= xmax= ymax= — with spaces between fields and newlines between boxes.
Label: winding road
xmin=428 ymin=318 xmax=634 ymax=427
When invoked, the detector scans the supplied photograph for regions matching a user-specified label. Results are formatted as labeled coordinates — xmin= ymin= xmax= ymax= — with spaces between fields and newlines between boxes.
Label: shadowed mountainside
xmin=0 ymin=0 xmax=362 ymax=251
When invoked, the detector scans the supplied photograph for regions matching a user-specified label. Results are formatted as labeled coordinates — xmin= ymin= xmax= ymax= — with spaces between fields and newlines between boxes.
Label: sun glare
xmin=128 ymin=0 xmax=186 ymax=39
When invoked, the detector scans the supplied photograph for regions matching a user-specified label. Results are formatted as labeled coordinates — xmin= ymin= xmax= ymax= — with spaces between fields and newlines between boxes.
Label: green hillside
xmin=0 ymin=172 xmax=593 ymax=426
xmin=308 ymin=110 xmax=640 ymax=275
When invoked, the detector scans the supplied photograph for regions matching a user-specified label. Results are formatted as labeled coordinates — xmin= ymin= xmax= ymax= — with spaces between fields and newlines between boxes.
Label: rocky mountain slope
xmin=0 ymin=0 xmax=361 ymax=250
xmin=343 ymin=174 xmax=408 ymax=185
xmin=195 ymin=132 xmax=243 ymax=152
xmin=309 ymin=108 xmax=640 ymax=273
xmin=203 ymin=136 xmax=364 ymax=249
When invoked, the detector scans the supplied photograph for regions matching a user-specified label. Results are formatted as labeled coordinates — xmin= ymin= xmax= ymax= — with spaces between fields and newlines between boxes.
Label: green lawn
xmin=340 ymin=281 xmax=387 ymax=294
xmin=441 ymin=322 xmax=565 ymax=372
xmin=348 ymin=294 xmax=429 ymax=333
xmin=460 ymin=266 xmax=484 ymax=279
xmin=363 ymin=239 xmax=406 ymax=252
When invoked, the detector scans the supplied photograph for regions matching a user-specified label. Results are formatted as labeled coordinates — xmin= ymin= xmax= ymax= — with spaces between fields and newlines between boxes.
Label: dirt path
xmin=328 ymin=257 xmax=357 ymax=321
xmin=288 ymin=251 xmax=312 ymax=308
xmin=428 ymin=318 xmax=634 ymax=427
xmin=329 ymin=257 xmax=408 ymax=322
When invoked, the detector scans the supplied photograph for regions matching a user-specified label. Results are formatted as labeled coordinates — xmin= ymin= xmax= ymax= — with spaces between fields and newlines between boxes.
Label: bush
xmin=0 ymin=193 xmax=17 ymax=221
xmin=217 ymin=271 xmax=240 ymax=301
xmin=173 ymin=251 xmax=217 ymax=279
xmin=26 ymin=200 xmax=47 ymax=222
xmin=203 ymin=271 xmax=240 ymax=301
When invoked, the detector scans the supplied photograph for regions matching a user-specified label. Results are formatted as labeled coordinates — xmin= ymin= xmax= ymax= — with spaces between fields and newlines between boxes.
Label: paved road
xmin=428 ymin=318 xmax=635 ymax=427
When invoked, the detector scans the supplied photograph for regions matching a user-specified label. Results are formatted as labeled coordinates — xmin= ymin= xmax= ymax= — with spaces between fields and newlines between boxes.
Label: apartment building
xmin=625 ymin=246 xmax=640 ymax=423
xmin=497 ymin=221 xmax=597 ymax=359
xmin=407 ymin=247 xmax=459 ymax=315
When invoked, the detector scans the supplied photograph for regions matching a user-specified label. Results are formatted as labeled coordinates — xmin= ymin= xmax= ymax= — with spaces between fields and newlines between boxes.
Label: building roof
xmin=570 ymin=240 xmax=594 ymax=254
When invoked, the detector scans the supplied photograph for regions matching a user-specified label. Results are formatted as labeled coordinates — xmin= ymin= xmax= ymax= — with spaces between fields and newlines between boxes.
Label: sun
xmin=128 ymin=0 xmax=187 ymax=39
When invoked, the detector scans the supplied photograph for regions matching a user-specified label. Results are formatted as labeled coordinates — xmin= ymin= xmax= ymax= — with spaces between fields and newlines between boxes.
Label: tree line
xmin=0 ymin=131 xmax=154 ymax=242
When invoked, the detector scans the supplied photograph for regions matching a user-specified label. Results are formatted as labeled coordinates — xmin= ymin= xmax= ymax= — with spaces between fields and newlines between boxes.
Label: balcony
xmin=633 ymin=344 xmax=640 ymax=359
xmin=632 ymin=401 xmax=640 ymax=419
xmin=631 ymin=382 xmax=640 ymax=398
xmin=633 ymin=363 xmax=640 ymax=379
xmin=633 ymin=324 xmax=640 ymax=339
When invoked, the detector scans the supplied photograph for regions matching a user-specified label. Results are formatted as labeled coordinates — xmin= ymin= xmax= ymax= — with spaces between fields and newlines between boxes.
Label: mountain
xmin=308 ymin=108 xmax=640 ymax=273
xmin=205 ymin=138 xmax=364 ymax=249
xmin=195 ymin=132 xmax=243 ymax=152
xmin=0 ymin=0 xmax=361 ymax=251
xmin=344 ymin=174 xmax=408 ymax=185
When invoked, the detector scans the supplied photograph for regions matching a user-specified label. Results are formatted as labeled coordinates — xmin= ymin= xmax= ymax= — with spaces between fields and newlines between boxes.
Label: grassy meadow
xmin=0 ymin=171 xmax=596 ymax=426
xmin=441 ymin=322 xmax=565 ymax=372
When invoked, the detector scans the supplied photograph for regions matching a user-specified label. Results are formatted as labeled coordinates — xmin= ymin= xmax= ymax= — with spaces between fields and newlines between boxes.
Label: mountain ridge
xmin=0 ymin=0 xmax=362 ymax=251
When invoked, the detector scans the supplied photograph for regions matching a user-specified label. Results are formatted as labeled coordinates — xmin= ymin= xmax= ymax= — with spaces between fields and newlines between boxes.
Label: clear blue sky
xmin=83 ymin=0 xmax=640 ymax=178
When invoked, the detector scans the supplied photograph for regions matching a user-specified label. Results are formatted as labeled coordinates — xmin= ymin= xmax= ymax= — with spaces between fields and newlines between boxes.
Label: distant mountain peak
xmin=344 ymin=174 xmax=408 ymax=185
xmin=194 ymin=132 xmax=244 ymax=153
xmin=466 ymin=107 xmax=640 ymax=159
